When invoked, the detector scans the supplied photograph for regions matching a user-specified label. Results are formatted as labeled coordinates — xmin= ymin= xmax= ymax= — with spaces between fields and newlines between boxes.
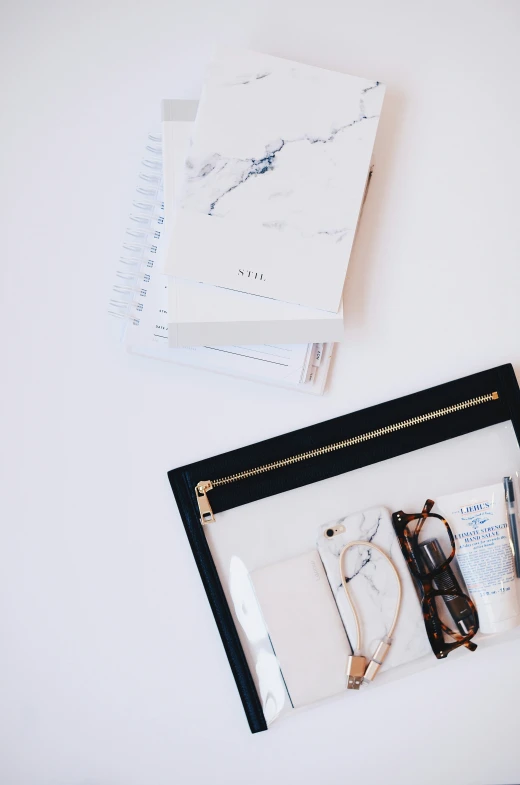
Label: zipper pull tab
xmin=195 ymin=481 xmax=215 ymax=524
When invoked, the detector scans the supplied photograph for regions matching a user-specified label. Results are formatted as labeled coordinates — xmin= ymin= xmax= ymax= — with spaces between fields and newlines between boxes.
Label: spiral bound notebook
xmin=109 ymin=131 xmax=334 ymax=393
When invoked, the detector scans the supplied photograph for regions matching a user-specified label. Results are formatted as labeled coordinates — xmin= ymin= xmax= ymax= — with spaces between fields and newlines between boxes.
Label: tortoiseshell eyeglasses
xmin=392 ymin=499 xmax=479 ymax=659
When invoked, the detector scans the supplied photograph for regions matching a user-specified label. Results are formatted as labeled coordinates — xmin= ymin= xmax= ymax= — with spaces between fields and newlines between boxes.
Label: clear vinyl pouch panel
xmin=201 ymin=420 xmax=520 ymax=727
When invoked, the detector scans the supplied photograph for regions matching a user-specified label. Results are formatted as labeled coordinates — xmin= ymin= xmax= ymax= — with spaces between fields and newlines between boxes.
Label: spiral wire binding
xmin=108 ymin=134 xmax=164 ymax=326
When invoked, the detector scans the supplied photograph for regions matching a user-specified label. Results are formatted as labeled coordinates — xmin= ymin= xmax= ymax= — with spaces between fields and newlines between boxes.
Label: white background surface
xmin=2 ymin=1 xmax=520 ymax=783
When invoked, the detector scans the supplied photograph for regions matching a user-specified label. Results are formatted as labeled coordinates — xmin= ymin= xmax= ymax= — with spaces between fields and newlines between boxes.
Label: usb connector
xmin=346 ymin=641 xmax=391 ymax=689
xmin=346 ymin=655 xmax=367 ymax=690
xmin=363 ymin=640 xmax=391 ymax=683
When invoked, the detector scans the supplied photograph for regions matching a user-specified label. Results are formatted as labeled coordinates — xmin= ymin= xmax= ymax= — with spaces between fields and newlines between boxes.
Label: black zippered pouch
xmin=168 ymin=364 xmax=520 ymax=733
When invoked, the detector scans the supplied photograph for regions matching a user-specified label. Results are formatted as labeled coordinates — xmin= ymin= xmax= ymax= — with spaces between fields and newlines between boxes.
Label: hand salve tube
xmin=437 ymin=483 xmax=520 ymax=634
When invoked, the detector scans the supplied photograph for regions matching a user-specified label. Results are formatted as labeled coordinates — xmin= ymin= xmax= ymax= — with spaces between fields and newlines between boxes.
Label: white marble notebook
xmin=165 ymin=49 xmax=385 ymax=312
xmin=162 ymin=101 xmax=344 ymax=347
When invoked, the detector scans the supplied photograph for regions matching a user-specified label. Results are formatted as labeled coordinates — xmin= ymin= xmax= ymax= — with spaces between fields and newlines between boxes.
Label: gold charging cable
xmin=339 ymin=541 xmax=402 ymax=690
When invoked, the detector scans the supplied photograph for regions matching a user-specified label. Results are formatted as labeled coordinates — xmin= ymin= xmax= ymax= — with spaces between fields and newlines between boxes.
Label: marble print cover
xmin=166 ymin=49 xmax=385 ymax=312
xmin=317 ymin=507 xmax=432 ymax=674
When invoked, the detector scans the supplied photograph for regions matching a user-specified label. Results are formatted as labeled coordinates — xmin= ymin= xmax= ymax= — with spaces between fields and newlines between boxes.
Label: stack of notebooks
xmin=110 ymin=50 xmax=385 ymax=393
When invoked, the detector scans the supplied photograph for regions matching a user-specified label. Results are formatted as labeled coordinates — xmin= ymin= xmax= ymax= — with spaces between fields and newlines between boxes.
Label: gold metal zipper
xmin=195 ymin=391 xmax=499 ymax=524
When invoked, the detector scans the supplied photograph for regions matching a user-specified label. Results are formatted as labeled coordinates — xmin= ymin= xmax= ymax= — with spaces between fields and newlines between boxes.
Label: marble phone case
xmin=317 ymin=507 xmax=432 ymax=673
